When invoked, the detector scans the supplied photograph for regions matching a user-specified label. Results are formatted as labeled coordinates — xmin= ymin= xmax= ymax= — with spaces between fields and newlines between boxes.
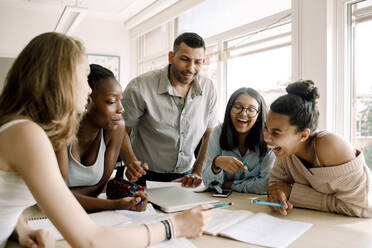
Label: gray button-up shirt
xmin=122 ymin=65 xmax=218 ymax=173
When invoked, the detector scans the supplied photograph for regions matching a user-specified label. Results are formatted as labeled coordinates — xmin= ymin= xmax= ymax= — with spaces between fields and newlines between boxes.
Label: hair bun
xmin=286 ymin=80 xmax=319 ymax=102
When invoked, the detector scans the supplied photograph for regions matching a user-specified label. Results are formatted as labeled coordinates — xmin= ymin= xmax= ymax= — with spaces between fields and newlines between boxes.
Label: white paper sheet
xmin=204 ymin=209 xmax=254 ymax=236
xmin=148 ymin=238 xmax=196 ymax=248
xmin=89 ymin=211 xmax=131 ymax=226
xmin=115 ymin=203 xmax=157 ymax=219
xmin=219 ymin=212 xmax=312 ymax=248
xmin=28 ymin=210 xmax=132 ymax=240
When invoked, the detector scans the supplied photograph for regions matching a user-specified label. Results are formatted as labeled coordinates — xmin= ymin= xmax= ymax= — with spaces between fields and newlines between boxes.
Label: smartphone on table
xmin=212 ymin=189 xmax=232 ymax=198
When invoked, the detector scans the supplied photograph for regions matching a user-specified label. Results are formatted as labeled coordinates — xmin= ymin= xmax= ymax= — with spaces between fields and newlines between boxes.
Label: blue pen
xmin=139 ymin=201 xmax=143 ymax=205
xmin=210 ymin=202 xmax=234 ymax=209
xmin=251 ymin=200 xmax=283 ymax=207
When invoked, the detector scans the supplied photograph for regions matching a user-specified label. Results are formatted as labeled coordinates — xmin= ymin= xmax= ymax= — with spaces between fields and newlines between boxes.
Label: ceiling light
xmin=54 ymin=5 xmax=87 ymax=35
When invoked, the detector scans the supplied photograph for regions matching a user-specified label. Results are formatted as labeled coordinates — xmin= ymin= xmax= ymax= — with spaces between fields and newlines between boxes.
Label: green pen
xmin=243 ymin=162 xmax=248 ymax=166
xmin=209 ymin=202 xmax=234 ymax=209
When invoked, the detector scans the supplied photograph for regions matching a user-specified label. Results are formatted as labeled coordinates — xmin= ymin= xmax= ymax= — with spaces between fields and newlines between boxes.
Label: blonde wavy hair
xmin=0 ymin=32 xmax=85 ymax=150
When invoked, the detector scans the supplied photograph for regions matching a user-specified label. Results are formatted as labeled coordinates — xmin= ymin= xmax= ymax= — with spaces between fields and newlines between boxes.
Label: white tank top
xmin=67 ymin=129 xmax=106 ymax=187
xmin=0 ymin=120 xmax=36 ymax=248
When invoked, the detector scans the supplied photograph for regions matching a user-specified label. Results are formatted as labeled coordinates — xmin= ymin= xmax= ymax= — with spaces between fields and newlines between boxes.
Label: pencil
xmin=251 ymin=200 xmax=283 ymax=207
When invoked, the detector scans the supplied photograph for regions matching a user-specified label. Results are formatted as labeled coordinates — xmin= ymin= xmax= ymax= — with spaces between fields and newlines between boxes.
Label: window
xmin=134 ymin=1 xmax=291 ymax=121
xmin=176 ymin=0 xmax=291 ymax=119
xmin=350 ymin=0 xmax=372 ymax=169
xmin=136 ymin=24 xmax=171 ymax=75
xmin=177 ymin=0 xmax=291 ymax=38
xmin=202 ymin=44 xmax=219 ymax=84
xmin=225 ymin=23 xmax=291 ymax=106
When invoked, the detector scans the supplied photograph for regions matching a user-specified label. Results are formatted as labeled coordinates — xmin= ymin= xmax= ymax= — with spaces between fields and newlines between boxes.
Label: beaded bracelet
xmin=161 ymin=219 xmax=172 ymax=240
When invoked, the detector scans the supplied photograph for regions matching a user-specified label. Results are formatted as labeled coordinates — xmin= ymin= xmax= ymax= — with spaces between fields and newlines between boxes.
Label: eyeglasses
xmin=231 ymin=104 xmax=259 ymax=118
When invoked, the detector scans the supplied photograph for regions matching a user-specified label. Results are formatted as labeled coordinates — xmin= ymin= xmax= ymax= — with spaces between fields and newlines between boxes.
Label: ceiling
xmin=0 ymin=0 xmax=178 ymax=24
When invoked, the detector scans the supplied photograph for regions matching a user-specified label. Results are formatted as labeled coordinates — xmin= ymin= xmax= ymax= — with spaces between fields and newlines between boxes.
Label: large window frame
xmin=186 ymin=10 xmax=291 ymax=120
xmin=350 ymin=1 xmax=372 ymax=140
xmin=344 ymin=0 xmax=372 ymax=169
xmin=334 ymin=0 xmax=370 ymax=140
xmin=135 ymin=22 xmax=174 ymax=76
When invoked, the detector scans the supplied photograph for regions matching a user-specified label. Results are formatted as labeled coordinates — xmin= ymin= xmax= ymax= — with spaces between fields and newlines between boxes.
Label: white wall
xmin=0 ymin=5 xmax=130 ymax=86
xmin=75 ymin=17 xmax=130 ymax=87
xmin=0 ymin=6 xmax=58 ymax=57
xmin=0 ymin=57 xmax=14 ymax=90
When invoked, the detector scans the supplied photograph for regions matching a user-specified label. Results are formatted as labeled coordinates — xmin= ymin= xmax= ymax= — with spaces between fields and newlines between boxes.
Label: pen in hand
xmin=141 ymin=161 xmax=148 ymax=169
xmin=209 ymin=202 xmax=234 ymax=209
xmin=250 ymin=200 xmax=283 ymax=207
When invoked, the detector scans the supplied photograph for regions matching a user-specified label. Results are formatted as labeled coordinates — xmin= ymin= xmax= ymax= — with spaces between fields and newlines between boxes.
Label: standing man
xmin=121 ymin=32 xmax=218 ymax=187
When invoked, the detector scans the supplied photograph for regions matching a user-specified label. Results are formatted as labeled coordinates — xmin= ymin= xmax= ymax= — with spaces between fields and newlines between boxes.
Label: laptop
xmin=147 ymin=186 xmax=218 ymax=213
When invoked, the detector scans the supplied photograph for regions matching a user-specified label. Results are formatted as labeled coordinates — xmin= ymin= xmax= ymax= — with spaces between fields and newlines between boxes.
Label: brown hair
xmin=0 ymin=32 xmax=85 ymax=150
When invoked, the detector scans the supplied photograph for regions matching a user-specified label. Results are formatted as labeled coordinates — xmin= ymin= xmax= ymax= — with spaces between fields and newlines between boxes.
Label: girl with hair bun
xmin=264 ymin=80 xmax=372 ymax=217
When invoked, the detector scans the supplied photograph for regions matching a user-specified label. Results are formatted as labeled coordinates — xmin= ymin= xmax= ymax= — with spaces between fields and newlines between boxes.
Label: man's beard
xmin=171 ymin=63 xmax=195 ymax=84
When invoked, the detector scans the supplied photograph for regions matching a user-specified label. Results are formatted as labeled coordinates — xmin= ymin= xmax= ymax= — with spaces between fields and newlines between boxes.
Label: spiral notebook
xmin=28 ymin=211 xmax=131 ymax=240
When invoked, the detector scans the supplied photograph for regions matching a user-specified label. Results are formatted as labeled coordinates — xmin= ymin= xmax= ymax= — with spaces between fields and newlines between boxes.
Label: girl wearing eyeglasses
xmin=202 ymin=87 xmax=275 ymax=194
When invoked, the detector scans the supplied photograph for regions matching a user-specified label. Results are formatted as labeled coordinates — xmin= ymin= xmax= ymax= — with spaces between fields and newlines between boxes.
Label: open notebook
xmin=205 ymin=209 xmax=312 ymax=248
xmin=27 ymin=211 xmax=131 ymax=240
xmin=146 ymin=186 xmax=218 ymax=213
xmin=27 ymin=205 xmax=196 ymax=248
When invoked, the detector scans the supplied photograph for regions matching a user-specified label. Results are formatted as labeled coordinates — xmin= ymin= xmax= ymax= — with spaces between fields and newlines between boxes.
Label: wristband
xmin=161 ymin=219 xmax=172 ymax=240
xmin=212 ymin=157 xmax=222 ymax=174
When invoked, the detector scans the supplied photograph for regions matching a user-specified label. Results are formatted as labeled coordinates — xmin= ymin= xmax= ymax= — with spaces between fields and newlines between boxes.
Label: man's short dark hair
xmin=173 ymin=32 xmax=205 ymax=53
